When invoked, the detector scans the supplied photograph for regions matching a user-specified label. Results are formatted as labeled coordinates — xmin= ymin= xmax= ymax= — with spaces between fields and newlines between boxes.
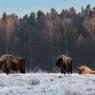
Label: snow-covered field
xmin=0 ymin=73 xmax=95 ymax=95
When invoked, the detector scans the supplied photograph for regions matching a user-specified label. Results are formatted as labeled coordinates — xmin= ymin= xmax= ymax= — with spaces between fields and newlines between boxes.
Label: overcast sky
xmin=0 ymin=0 xmax=94 ymax=17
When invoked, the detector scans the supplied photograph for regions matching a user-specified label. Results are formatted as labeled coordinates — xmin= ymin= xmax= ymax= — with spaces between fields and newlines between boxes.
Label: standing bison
xmin=56 ymin=55 xmax=72 ymax=74
xmin=0 ymin=54 xmax=25 ymax=74
xmin=78 ymin=66 xmax=95 ymax=75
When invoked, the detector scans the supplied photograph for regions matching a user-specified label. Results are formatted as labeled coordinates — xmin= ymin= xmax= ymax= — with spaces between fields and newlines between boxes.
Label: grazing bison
xmin=0 ymin=54 xmax=25 ymax=74
xmin=79 ymin=66 xmax=95 ymax=75
xmin=56 ymin=55 xmax=72 ymax=74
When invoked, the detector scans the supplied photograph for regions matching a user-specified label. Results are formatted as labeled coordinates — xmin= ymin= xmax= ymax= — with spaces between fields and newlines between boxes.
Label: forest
xmin=0 ymin=4 xmax=95 ymax=72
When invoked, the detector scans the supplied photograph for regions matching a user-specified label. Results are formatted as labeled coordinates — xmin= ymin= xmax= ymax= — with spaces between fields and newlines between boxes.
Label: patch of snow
xmin=0 ymin=73 xmax=95 ymax=95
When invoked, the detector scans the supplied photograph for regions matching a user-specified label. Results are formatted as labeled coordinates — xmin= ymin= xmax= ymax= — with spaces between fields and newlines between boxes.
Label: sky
xmin=0 ymin=0 xmax=95 ymax=17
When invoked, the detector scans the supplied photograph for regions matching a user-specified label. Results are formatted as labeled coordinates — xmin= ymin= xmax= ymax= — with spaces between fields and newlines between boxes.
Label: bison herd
xmin=56 ymin=55 xmax=95 ymax=75
xmin=0 ymin=54 xmax=94 ymax=75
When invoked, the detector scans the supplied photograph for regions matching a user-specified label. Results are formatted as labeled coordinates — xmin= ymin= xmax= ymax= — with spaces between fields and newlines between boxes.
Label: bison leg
xmin=70 ymin=62 xmax=72 ymax=74
xmin=6 ymin=69 xmax=10 ymax=75
xmin=67 ymin=61 xmax=72 ymax=74
xmin=67 ymin=63 xmax=70 ymax=74
xmin=4 ymin=66 xmax=10 ymax=75
xmin=5 ymin=66 xmax=10 ymax=75
xmin=60 ymin=64 xmax=66 ymax=74
xmin=20 ymin=68 xmax=25 ymax=73
xmin=67 ymin=63 xmax=71 ymax=74
xmin=2 ymin=62 xmax=10 ymax=75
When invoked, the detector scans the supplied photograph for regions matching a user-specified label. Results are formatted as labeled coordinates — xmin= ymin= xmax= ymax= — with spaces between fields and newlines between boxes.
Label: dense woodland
xmin=0 ymin=4 xmax=95 ymax=72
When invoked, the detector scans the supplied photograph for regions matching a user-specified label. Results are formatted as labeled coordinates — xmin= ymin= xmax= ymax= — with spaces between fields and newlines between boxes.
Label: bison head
xmin=56 ymin=55 xmax=71 ymax=67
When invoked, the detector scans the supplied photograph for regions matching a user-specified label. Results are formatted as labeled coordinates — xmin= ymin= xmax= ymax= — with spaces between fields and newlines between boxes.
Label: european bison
xmin=0 ymin=54 xmax=25 ymax=74
xmin=79 ymin=66 xmax=95 ymax=75
xmin=56 ymin=55 xmax=72 ymax=74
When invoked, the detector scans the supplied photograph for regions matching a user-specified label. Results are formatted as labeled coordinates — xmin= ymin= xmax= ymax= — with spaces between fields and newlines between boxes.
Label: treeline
xmin=0 ymin=4 xmax=95 ymax=72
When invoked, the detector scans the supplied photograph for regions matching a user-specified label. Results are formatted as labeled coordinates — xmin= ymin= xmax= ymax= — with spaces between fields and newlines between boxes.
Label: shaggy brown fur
xmin=79 ymin=66 xmax=95 ymax=74
xmin=56 ymin=55 xmax=72 ymax=74
xmin=0 ymin=54 xmax=25 ymax=74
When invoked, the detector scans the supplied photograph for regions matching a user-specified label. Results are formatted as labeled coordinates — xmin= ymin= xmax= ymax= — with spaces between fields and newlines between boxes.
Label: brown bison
xmin=56 ymin=55 xmax=72 ymax=74
xmin=0 ymin=54 xmax=25 ymax=74
xmin=79 ymin=66 xmax=95 ymax=75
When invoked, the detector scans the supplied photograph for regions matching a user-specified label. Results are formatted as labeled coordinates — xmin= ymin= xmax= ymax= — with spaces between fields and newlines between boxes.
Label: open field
xmin=0 ymin=73 xmax=95 ymax=95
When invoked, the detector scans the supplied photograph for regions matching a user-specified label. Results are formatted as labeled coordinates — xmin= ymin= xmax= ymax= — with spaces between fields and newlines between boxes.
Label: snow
xmin=0 ymin=73 xmax=95 ymax=95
